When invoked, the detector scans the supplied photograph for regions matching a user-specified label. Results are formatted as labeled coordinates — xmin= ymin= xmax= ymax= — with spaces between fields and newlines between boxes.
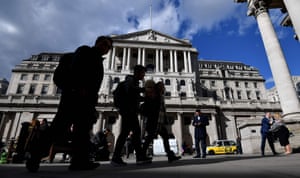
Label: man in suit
xmin=192 ymin=109 xmax=209 ymax=158
xmin=260 ymin=112 xmax=277 ymax=156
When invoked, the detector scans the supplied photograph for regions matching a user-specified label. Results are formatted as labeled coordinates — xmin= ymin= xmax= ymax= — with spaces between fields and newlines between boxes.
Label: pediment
xmin=112 ymin=29 xmax=191 ymax=45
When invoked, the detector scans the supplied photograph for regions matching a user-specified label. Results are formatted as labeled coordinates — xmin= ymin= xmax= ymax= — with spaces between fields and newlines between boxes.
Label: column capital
xmin=247 ymin=0 xmax=269 ymax=17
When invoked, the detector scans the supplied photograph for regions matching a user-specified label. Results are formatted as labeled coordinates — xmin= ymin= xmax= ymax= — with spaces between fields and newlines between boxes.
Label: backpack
xmin=113 ymin=80 xmax=127 ymax=109
xmin=53 ymin=53 xmax=74 ymax=90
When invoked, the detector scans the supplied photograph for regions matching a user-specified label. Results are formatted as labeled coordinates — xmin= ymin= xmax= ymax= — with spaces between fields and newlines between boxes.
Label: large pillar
xmin=169 ymin=50 xmax=174 ymax=72
xmin=173 ymin=113 xmax=183 ymax=154
xmin=122 ymin=47 xmax=126 ymax=71
xmin=174 ymin=51 xmax=178 ymax=72
xmin=160 ymin=50 xmax=163 ymax=72
xmin=155 ymin=49 xmax=159 ymax=72
xmin=249 ymin=0 xmax=300 ymax=120
xmin=110 ymin=47 xmax=116 ymax=70
xmin=126 ymin=48 xmax=131 ymax=70
xmin=183 ymin=51 xmax=187 ymax=73
xmin=283 ymin=0 xmax=300 ymax=40
xmin=138 ymin=48 xmax=141 ymax=65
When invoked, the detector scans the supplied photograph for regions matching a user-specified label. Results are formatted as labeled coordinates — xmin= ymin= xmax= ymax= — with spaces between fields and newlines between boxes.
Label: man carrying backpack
xmin=111 ymin=65 xmax=152 ymax=166
xmin=39 ymin=36 xmax=112 ymax=172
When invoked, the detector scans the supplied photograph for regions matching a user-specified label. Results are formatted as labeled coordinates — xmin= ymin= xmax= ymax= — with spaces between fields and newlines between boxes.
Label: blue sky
xmin=0 ymin=0 xmax=299 ymax=89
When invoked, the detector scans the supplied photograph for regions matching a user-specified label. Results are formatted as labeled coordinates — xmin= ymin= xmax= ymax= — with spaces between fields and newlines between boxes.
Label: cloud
xmin=0 ymin=0 xmax=257 ymax=80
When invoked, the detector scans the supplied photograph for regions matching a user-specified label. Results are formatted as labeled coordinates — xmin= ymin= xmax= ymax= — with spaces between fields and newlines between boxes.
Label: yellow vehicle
xmin=206 ymin=140 xmax=237 ymax=155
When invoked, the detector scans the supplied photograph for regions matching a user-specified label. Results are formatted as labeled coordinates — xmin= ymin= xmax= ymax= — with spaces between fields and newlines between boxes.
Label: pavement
xmin=0 ymin=153 xmax=300 ymax=178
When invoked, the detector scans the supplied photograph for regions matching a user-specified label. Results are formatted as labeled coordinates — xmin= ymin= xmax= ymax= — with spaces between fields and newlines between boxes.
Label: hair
xmin=196 ymin=109 xmax=201 ymax=113
xmin=273 ymin=112 xmax=282 ymax=120
xmin=144 ymin=80 xmax=156 ymax=97
xmin=134 ymin=65 xmax=146 ymax=75
xmin=94 ymin=36 xmax=113 ymax=47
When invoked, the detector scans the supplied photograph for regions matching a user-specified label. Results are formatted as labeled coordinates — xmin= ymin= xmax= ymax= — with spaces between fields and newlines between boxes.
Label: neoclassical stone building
xmin=0 ymin=29 xmax=290 ymax=154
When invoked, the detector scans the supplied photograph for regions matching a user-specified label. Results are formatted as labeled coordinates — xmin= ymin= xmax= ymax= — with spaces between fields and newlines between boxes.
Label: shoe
xmin=111 ymin=158 xmax=127 ymax=167
xmin=193 ymin=155 xmax=200 ymax=158
xmin=69 ymin=162 xmax=100 ymax=171
xmin=201 ymin=155 xmax=206 ymax=159
xmin=136 ymin=156 xmax=152 ymax=165
xmin=168 ymin=155 xmax=181 ymax=163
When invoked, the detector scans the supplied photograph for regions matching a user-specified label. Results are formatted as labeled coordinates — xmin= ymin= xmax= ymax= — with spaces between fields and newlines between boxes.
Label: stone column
xmin=250 ymin=1 xmax=300 ymax=120
xmin=160 ymin=50 xmax=163 ymax=72
xmin=169 ymin=50 xmax=173 ymax=72
xmin=173 ymin=113 xmax=183 ymax=154
xmin=93 ymin=112 xmax=103 ymax=134
xmin=183 ymin=51 xmax=187 ymax=73
xmin=110 ymin=47 xmax=116 ymax=70
xmin=174 ymin=51 xmax=178 ymax=72
xmin=187 ymin=51 xmax=192 ymax=73
xmin=155 ymin=49 xmax=159 ymax=72
xmin=106 ymin=49 xmax=112 ymax=70
xmin=122 ymin=47 xmax=126 ymax=71
xmin=142 ymin=48 xmax=145 ymax=66
xmin=126 ymin=48 xmax=131 ymax=70
xmin=283 ymin=0 xmax=300 ymax=40
xmin=138 ymin=48 xmax=141 ymax=65
xmin=208 ymin=113 xmax=218 ymax=143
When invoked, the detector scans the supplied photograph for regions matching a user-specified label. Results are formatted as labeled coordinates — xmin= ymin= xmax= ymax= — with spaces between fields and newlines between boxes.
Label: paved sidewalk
xmin=0 ymin=153 xmax=299 ymax=178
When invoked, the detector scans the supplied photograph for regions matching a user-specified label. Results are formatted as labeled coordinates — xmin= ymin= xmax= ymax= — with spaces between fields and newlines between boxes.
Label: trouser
xmin=261 ymin=132 xmax=276 ymax=155
xmin=112 ymin=112 xmax=144 ymax=160
xmin=142 ymin=119 xmax=173 ymax=157
xmin=194 ymin=137 xmax=207 ymax=157
xmin=52 ymin=93 xmax=97 ymax=164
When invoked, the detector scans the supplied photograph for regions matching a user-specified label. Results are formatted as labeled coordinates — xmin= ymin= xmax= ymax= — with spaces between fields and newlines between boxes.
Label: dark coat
xmin=192 ymin=115 xmax=209 ymax=139
xmin=260 ymin=117 xmax=272 ymax=135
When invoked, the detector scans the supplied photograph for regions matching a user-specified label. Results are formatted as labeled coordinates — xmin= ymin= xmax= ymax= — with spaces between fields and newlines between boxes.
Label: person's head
xmin=195 ymin=109 xmax=201 ymax=116
xmin=265 ymin=112 xmax=271 ymax=118
xmin=144 ymin=80 xmax=156 ymax=98
xmin=133 ymin=65 xmax=146 ymax=80
xmin=273 ymin=112 xmax=282 ymax=120
xmin=94 ymin=36 xmax=113 ymax=55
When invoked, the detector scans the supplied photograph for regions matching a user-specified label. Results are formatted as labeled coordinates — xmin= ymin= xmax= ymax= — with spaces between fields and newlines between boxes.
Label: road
xmin=0 ymin=153 xmax=299 ymax=178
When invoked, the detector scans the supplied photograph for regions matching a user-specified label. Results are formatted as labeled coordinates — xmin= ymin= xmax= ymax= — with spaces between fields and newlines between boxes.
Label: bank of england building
xmin=1 ymin=29 xmax=294 ymax=154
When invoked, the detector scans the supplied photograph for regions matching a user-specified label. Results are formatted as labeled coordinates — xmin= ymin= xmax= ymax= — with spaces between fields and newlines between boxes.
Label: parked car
xmin=207 ymin=140 xmax=237 ymax=155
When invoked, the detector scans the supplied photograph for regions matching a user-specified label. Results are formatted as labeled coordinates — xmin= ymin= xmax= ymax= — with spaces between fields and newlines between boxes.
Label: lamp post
xmin=234 ymin=0 xmax=300 ymax=120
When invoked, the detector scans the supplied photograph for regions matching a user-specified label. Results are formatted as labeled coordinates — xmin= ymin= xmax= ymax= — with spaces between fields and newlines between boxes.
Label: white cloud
xmin=0 ymin=0 xmax=256 ymax=80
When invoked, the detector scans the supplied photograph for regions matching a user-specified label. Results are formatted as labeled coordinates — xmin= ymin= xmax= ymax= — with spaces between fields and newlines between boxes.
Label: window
xmin=44 ymin=74 xmax=51 ymax=81
xmin=180 ymin=80 xmax=185 ymax=86
xmin=235 ymin=81 xmax=239 ymax=87
xmin=246 ymin=91 xmax=251 ymax=100
xmin=165 ymin=79 xmax=171 ymax=85
xmin=20 ymin=74 xmax=28 ymax=81
xmin=245 ymin=82 xmax=248 ymax=88
xmin=256 ymin=91 xmax=261 ymax=100
xmin=41 ymin=85 xmax=49 ymax=95
xmin=210 ymin=80 xmax=215 ymax=87
xmin=32 ymin=74 xmax=39 ymax=81
xmin=165 ymin=91 xmax=171 ymax=97
xmin=180 ymin=92 xmax=186 ymax=97
xmin=17 ymin=84 xmax=25 ymax=94
xmin=201 ymin=80 xmax=205 ymax=86
xmin=254 ymin=82 xmax=257 ymax=88
xmin=114 ymin=77 xmax=120 ymax=83
xmin=237 ymin=90 xmax=242 ymax=99
xmin=29 ymin=84 xmax=36 ymax=95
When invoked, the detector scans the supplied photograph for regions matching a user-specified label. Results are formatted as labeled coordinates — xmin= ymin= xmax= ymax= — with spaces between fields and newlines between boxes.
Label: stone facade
xmin=0 ymin=29 xmax=291 ymax=154
xmin=267 ymin=76 xmax=300 ymax=102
